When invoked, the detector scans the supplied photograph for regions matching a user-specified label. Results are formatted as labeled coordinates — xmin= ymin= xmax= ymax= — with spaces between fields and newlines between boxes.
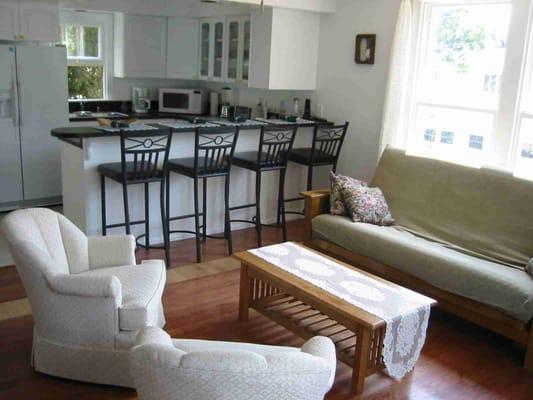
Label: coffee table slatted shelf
xmin=235 ymin=248 xmax=389 ymax=395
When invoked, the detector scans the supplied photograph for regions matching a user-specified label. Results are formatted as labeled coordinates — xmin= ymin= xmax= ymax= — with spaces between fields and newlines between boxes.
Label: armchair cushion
xmin=81 ymin=260 xmax=166 ymax=331
xmin=88 ymin=235 xmax=136 ymax=270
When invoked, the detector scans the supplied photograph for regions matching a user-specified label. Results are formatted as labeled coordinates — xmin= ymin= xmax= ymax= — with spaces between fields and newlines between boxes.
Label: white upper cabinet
xmin=0 ymin=3 xmax=18 ymax=41
xmin=249 ymin=8 xmax=320 ymax=90
xmin=114 ymin=14 xmax=167 ymax=78
xmin=19 ymin=1 xmax=60 ymax=42
xmin=0 ymin=1 xmax=59 ymax=42
xmin=166 ymin=18 xmax=199 ymax=80
xmin=198 ymin=18 xmax=226 ymax=81
xmin=225 ymin=16 xmax=251 ymax=83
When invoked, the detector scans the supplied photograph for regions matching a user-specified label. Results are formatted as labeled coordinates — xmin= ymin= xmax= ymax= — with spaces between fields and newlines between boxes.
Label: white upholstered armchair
xmin=130 ymin=327 xmax=337 ymax=400
xmin=2 ymin=208 xmax=166 ymax=387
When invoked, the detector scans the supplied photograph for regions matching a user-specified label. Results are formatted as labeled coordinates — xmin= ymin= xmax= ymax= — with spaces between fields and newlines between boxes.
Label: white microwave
xmin=159 ymin=88 xmax=208 ymax=114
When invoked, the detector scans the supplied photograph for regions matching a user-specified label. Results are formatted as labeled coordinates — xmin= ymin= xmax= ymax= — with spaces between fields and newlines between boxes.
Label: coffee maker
xmin=132 ymin=88 xmax=151 ymax=113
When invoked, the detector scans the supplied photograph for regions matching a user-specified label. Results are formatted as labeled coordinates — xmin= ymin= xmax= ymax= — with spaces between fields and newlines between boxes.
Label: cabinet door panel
xmin=167 ymin=18 xmax=199 ymax=80
xmin=124 ymin=15 xmax=166 ymax=78
xmin=18 ymin=2 xmax=60 ymax=42
xmin=199 ymin=22 xmax=211 ymax=79
xmin=0 ymin=3 xmax=18 ymax=41
xmin=213 ymin=21 xmax=225 ymax=80
xmin=226 ymin=20 xmax=240 ymax=81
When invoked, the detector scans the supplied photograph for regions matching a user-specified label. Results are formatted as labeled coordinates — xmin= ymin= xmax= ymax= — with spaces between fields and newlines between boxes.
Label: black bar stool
xmin=166 ymin=126 xmax=240 ymax=263
xmin=229 ymin=125 xmax=298 ymax=247
xmin=98 ymin=127 xmax=173 ymax=267
xmin=280 ymin=122 xmax=349 ymax=221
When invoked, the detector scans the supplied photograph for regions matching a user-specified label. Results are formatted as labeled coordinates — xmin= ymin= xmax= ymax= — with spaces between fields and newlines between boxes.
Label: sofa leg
xmin=525 ymin=328 xmax=533 ymax=372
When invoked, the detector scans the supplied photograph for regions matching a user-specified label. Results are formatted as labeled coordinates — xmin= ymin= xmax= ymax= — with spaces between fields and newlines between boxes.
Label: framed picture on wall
xmin=355 ymin=34 xmax=376 ymax=65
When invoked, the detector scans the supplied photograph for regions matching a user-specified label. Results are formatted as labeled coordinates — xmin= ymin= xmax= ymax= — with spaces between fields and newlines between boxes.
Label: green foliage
xmin=68 ymin=65 xmax=104 ymax=99
xmin=435 ymin=9 xmax=486 ymax=73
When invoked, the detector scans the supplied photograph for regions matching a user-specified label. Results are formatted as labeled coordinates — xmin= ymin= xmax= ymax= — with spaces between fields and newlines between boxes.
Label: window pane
xmin=83 ymin=27 xmax=99 ymax=58
xmin=64 ymin=25 xmax=80 ymax=58
xmin=513 ymin=117 xmax=533 ymax=179
xmin=418 ymin=4 xmax=512 ymax=110
xmin=410 ymin=105 xmax=493 ymax=166
xmin=67 ymin=65 xmax=104 ymax=99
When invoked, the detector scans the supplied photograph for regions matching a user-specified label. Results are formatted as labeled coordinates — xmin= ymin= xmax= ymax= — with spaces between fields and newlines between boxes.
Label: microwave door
xmin=163 ymin=92 xmax=190 ymax=112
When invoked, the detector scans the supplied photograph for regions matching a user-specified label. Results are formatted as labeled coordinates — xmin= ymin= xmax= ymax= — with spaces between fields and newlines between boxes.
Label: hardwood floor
xmin=0 ymin=218 xmax=531 ymax=399
xmin=0 ymin=269 xmax=532 ymax=399
xmin=0 ymin=219 xmax=304 ymax=303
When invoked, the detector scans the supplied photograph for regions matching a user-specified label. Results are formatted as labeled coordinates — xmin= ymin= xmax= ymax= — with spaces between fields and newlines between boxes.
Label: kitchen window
xmin=386 ymin=0 xmax=533 ymax=180
xmin=60 ymin=11 xmax=113 ymax=100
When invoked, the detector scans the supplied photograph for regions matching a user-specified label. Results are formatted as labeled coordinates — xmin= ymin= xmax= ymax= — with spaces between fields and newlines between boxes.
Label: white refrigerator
xmin=0 ymin=44 xmax=68 ymax=211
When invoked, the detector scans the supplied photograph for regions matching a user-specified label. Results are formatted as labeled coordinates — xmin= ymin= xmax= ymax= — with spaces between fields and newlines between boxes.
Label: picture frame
xmin=355 ymin=34 xmax=376 ymax=65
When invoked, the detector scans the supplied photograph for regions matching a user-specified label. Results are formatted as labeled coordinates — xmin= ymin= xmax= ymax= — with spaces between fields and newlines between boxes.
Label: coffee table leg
xmin=239 ymin=263 xmax=250 ymax=322
xmin=352 ymin=328 xmax=371 ymax=395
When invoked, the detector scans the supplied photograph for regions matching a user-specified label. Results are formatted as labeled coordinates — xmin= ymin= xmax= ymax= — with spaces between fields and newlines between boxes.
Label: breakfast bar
xmin=51 ymin=120 xmax=331 ymax=247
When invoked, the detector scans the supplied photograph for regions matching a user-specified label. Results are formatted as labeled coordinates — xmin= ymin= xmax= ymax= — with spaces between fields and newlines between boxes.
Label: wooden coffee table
xmin=235 ymin=243 xmax=391 ymax=395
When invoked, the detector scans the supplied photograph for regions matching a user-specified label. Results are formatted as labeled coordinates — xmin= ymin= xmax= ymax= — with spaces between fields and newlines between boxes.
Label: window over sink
xmin=60 ymin=11 xmax=112 ymax=100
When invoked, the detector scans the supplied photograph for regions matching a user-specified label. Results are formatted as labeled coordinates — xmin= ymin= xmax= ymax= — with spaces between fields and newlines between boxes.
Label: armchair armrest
xmin=135 ymin=327 xmax=173 ymax=347
xmin=301 ymin=190 xmax=331 ymax=243
xmin=46 ymin=273 xmax=122 ymax=299
xmin=301 ymin=336 xmax=336 ymax=389
xmin=88 ymin=235 xmax=136 ymax=270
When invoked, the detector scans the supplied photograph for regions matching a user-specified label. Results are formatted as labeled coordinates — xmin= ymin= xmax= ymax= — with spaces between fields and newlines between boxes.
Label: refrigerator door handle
xmin=11 ymin=79 xmax=18 ymax=130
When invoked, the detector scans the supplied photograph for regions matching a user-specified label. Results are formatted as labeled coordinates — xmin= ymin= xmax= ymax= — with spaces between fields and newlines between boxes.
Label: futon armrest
xmin=88 ymin=235 xmax=136 ymax=269
xmin=302 ymin=190 xmax=330 ymax=243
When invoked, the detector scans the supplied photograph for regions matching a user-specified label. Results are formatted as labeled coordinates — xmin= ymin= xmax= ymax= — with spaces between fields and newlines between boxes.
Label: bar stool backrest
xmin=310 ymin=122 xmax=349 ymax=167
xmin=120 ymin=128 xmax=173 ymax=182
xmin=258 ymin=125 xmax=298 ymax=169
xmin=195 ymin=126 xmax=240 ymax=176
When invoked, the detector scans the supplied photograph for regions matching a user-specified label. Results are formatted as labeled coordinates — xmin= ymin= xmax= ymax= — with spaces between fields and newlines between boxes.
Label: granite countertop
xmin=52 ymin=117 xmax=322 ymax=149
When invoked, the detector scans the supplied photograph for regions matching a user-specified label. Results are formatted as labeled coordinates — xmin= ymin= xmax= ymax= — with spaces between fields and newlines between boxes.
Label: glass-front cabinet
xmin=198 ymin=16 xmax=250 ymax=83
xmin=198 ymin=18 xmax=225 ymax=81
xmin=224 ymin=16 xmax=251 ymax=83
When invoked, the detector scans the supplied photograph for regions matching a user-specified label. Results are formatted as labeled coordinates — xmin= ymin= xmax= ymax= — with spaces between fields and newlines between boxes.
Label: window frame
xmin=60 ymin=10 xmax=113 ymax=101
xmin=403 ymin=0 xmax=531 ymax=170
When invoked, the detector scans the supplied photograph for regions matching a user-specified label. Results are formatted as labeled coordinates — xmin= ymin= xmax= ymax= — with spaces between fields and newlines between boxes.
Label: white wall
xmin=314 ymin=0 xmax=401 ymax=181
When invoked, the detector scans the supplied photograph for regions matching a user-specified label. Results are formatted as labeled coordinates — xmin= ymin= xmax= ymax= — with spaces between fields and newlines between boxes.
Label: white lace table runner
xmin=249 ymin=242 xmax=436 ymax=379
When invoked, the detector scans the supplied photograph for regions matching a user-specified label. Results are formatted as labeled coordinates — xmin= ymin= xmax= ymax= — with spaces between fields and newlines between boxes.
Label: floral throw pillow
xmin=329 ymin=172 xmax=367 ymax=216
xmin=342 ymin=185 xmax=395 ymax=226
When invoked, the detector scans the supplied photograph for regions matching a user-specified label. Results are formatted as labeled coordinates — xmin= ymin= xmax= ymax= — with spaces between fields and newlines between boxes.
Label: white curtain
xmin=379 ymin=0 xmax=422 ymax=154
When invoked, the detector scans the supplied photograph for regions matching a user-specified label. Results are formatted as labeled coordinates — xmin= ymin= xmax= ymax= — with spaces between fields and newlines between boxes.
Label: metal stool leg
xmin=202 ymin=177 xmax=207 ymax=241
xmin=255 ymin=171 xmax=262 ymax=248
xmin=160 ymin=179 xmax=170 ymax=268
xmin=144 ymin=182 xmax=150 ymax=248
xmin=225 ymin=174 xmax=233 ymax=255
xmin=122 ymin=182 xmax=131 ymax=235
xmin=193 ymin=177 xmax=202 ymax=263
xmin=101 ymin=175 xmax=107 ymax=235
xmin=279 ymin=168 xmax=288 ymax=242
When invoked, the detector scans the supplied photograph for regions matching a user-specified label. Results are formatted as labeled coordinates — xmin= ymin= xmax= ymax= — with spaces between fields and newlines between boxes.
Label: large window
xmin=400 ymin=0 xmax=533 ymax=180
xmin=60 ymin=11 xmax=112 ymax=100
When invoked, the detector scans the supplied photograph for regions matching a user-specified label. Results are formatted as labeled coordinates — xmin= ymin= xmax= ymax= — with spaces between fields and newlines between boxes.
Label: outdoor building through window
xmin=60 ymin=11 xmax=112 ymax=100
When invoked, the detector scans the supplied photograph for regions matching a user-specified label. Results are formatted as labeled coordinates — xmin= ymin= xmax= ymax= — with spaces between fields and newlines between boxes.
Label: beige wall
xmin=314 ymin=0 xmax=401 ymax=181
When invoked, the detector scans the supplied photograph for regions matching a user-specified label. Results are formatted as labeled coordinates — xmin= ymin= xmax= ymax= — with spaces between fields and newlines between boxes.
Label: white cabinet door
xmin=198 ymin=20 xmax=211 ymax=80
xmin=0 ymin=3 xmax=19 ymax=41
xmin=18 ymin=2 xmax=60 ymax=42
xmin=166 ymin=18 xmax=199 ymax=80
xmin=198 ymin=18 xmax=225 ymax=81
xmin=123 ymin=15 xmax=167 ymax=78
xmin=17 ymin=46 xmax=68 ymax=200
xmin=0 ymin=46 xmax=23 ymax=204
xmin=225 ymin=16 xmax=251 ymax=83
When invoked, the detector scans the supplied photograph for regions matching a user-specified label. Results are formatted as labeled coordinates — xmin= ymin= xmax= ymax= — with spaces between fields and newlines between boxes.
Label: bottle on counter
xmin=262 ymin=100 xmax=268 ymax=119
xmin=293 ymin=97 xmax=300 ymax=117
xmin=303 ymin=99 xmax=311 ymax=120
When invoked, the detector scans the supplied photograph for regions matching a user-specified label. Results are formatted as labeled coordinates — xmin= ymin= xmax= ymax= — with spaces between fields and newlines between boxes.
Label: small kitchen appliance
xmin=159 ymin=88 xmax=208 ymax=114
xmin=132 ymin=88 xmax=151 ymax=113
